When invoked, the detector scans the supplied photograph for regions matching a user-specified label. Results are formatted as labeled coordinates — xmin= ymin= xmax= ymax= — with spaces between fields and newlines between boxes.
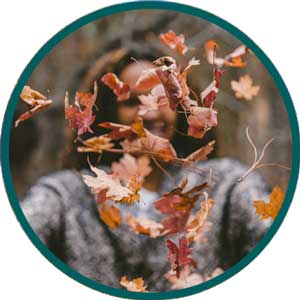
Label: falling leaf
xmin=99 ymin=204 xmax=122 ymax=230
xmin=253 ymin=186 xmax=285 ymax=220
xmin=127 ymin=214 xmax=164 ymax=238
xmin=185 ymin=195 xmax=215 ymax=242
xmin=15 ymin=85 xmax=53 ymax=127
xmin=184 ymin=140 xmax=215 ymax=164
xmin=165 ymin=266 xmax=203 ymax=289
xmin=77 ymin=136 xmax=114 ymax=154
xmin=155 ymin=179 xmax=207 ymax=234
xmin=138 ymin=84 xmax=168 ymax=115
xmin=112 ymin=154 xmax=152 ymax=182
xmin=166 ymin=236 xmax=196 ymax=278
xmin=187 ymin=107 xmax=218 ymax=139
xmin=82 ymin=163 xmax=140 ymax=204
xmin=120 ymin=276 xmax=148 ymax=292
xmin=231 ymin=74 xmax=260 ymax=100
xmin=205 ymin=40 xmax=248 ymax=68
xmin=201 ymin=69 xmax=226 ymax=107
xmin=159 ymin=30 xmax=188 ymax=55
xmin=101 ymin=72 xmax=131 ymax=101
xmin=134 ymin=68 xmax=160 ymax=93
xmin=65 ymin=81 xmax=98 ymax=136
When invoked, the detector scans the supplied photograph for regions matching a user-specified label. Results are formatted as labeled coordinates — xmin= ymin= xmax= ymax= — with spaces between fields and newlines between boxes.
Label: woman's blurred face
xmin=118 ymin=61 xmax=177 ymax=140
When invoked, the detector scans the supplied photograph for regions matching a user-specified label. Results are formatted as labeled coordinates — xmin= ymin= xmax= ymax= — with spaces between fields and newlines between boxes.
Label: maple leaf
xmin=99 ymin=204 xmax=122 ymax=230
xmin=120 ymin=276 xmax=148 ymax=292
xmin=165 ymin=266 xmax=203 ymax=290
xmin=166 ymin=236 xmax=196 ymax=278
xmin=82 ymin=163 xmax=140 ymax=204
xmin=155 ymin=179 xmax=207 ymax=234
xmin=127 ymin=214 xmax=164 ymax=238
xmin=183 ymin=140 xmax=215 ymax=164
xmin=77 ymin=136 xmax=114 ymax=154
xmin=101 ymin=72 xmax=130 ymax=101
xmin=112 ymin=154 xmax=152 ymax=183
xmin=138 ymin=84 xmax=168 ymax=115
xmin=159 ymin=30 xmax=188 ymax=55
xmin=185 ymin=195 xmax=215 ymax=242
xmin=65 ymin=81 xmax=98 ymax=136
xmin=253 ymin=186 xmax=285 ymax=220
xmin=15 ymin=85 xmax=53 ymax=127
xmin=187 ymin=107 xmax=218 ymax=139
xmin=231 ymin=74 xmax=260 ymax=100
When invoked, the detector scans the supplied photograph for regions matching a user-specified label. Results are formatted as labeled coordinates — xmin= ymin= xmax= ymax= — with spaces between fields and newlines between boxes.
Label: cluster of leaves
xmin=15 ymin=30 xmax=289 ymax=292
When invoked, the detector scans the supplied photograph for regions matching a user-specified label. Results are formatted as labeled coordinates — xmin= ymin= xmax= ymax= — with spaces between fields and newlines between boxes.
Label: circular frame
xmin=1 ymin=1 xmax=299 ymax=299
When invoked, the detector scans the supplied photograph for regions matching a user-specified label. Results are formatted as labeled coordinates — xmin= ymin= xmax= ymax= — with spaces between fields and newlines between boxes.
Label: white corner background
xmin=0 ymin=1 xmax=299 ymax=299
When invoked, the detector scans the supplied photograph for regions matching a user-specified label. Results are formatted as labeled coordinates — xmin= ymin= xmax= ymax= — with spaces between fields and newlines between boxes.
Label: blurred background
xmin=9 ymin=10 xmax=292 ymax=198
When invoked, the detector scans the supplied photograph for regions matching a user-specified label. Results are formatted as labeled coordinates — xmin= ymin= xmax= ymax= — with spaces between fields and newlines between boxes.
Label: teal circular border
xmin=1 ymin=1 xmax=299 ymax=299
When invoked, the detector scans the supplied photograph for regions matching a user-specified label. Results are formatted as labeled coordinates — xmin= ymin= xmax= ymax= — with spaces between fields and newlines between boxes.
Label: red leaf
xmin=101 ymin=72 xmax=131 ymax=101
xmin=166 ymin=236 xmax=195 ymax=278
xmin=65 ymin=81 xmax=98 ymax=136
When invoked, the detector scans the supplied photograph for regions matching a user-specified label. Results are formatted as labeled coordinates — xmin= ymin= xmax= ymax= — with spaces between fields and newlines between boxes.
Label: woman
xmin=20 ymin=62 xmax=271 ymax=291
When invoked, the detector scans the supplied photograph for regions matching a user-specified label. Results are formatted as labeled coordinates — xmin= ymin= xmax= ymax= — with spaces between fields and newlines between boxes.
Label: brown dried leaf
xmin=15 ymin=86 xmax=53 ymax=127
xmin=77 ymin=136 xmax=114 ymax=154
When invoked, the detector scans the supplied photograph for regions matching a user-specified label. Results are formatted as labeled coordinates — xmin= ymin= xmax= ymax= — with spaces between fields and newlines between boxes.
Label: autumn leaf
xmin=138 ymin=84 xmax=168 ymax=115
xmin=155 ymin=179 xmax=207 ymax=234
xmin=82 ymin=163 xmax=141 ymax=204
xmin=165 ymin=266 xmax=203 ymax=290
xmin=127 ymin=214 xmax=164 ymax=238
xmin=15 ymin=85 xmax=53 ymax=127
xmin=77 ymin=136 xmax=114 ymax=154
xmin=159 ymin=30 xmax=188 ymax=55
xmin=231 ymin=74 xmax=260 ymax=100
xmin=134 ymin=68 xmax=160 ymax=93
xmin=185 ymin=195 xmax=215 ymax=242
xmin=166 ymin=236 xmax=196 ymax=278
xmin=112 ymin=154 xmax=152 ymax=182
xmin=120 ymin=276 xmax=148 ymax=292
xmin=65 ymin=81 xmax=98 ymax=136
xmin=99 ymin=204 xmax=122 ymax=230
xmin=187 ymin=107 xmax=218 ymax=139
xmin=205 ymin=40 xmax=248 ymax=68
xmin=184 ymin=140 xmax=215 ymax=164
xmin=201 ymin=69 xmax=226 ymax=107
xmin=101 ymin=72 xmax=131 ymax=101
xmin=253 ymin=186 xmax=285 ymax=220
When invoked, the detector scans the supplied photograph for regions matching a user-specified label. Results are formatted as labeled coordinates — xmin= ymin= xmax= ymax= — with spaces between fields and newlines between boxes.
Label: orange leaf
xmin=253 ymin=186 xmax=285 ymax=220
xmin=120 ymin=276 xmax=148 ymax=292
xmin=99 ymin=204 xmax=122 ymax=230
xmin=159 ymin=30 xmax=188 ymax=55
xmin=77 ymin=136 xmax=114 ymax=154
xmin=184 ymin=140 xmax=215 ymax=164
xmin=101 ymin=72 xmax=130 ymax=101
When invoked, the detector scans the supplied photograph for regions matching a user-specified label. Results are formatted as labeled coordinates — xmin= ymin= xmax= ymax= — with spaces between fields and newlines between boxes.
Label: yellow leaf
xmin=253 ymin=186 xmax=285 ymax=220
xmin=99 ymin=204 xmax=122 ymax=230
xmin=120 ymin=276 xmax=148 ymax=292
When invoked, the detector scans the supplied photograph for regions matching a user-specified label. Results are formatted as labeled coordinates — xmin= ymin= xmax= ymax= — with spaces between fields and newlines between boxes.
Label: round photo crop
xmin=1 ymin=2 xmax=299 ymax=299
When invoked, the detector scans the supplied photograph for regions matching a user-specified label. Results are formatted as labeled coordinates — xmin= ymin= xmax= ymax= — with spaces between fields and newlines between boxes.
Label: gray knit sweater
xmin=21 ymin=158 xmax=271 ymax=291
